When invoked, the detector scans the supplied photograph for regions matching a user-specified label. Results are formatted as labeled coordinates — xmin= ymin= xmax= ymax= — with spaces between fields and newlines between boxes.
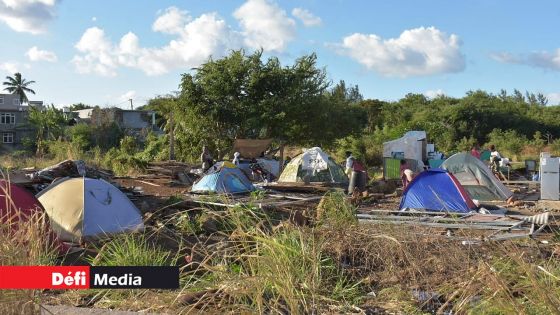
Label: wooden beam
xmin=358 ymin=219 xmax=526 ymax=231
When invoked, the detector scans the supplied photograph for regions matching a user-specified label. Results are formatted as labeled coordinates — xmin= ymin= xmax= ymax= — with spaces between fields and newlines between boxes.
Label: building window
xmin=0 ymin=113 xmax=15 ymax=124
xmin=2 ymin=133 xmax=14 ymax=144
xmin=13 ymin=99 xmax=20 ymax=105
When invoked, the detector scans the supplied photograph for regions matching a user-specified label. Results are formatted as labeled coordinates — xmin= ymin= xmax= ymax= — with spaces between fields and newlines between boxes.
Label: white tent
xmin=37 ymin=177 xmax=144 ymax=242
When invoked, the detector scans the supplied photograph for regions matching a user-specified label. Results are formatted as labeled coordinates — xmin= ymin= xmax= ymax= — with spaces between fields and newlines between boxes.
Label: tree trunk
xmin=169 ymin=112 xmax=175 ymax=160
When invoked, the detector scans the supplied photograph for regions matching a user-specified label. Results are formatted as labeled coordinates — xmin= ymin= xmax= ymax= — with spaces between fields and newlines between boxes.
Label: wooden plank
xmin=262 ymin=196 xmax=323 ymax=207
xmin=136 ymin=180 xmax=161 ymax=187
xmin=358 ymin=219 xmax=526 ymax=231
xmin=357 ymin=214 xmax=521 ymax=227
xmin=504 ymin=180 xmax=540 ymax=185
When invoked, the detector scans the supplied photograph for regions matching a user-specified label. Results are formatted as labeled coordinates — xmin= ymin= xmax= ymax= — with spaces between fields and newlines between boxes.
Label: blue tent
xmin=191 ymin=162 xmax=255 ymax=194
xmin=399 ymin=169 xmax=476 ymax=213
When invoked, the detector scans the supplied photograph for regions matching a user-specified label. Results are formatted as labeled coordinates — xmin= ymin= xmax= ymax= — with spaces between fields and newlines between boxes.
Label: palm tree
xmin=3 ymin=72 xmax=36 ymax=104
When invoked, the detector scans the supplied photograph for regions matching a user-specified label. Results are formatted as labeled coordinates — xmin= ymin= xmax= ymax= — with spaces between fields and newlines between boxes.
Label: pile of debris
xmin=124 ymin=161 xmax=198 ymax=186
xmin=28 ymin=160 xmax=113 ymax=183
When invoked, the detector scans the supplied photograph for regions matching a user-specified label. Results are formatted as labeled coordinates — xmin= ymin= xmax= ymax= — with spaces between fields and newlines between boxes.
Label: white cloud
xmin=72 ymin=27 xmax=118 ymax=76
xmin=0 ymin=0 xmax=58 ymax=34
xmin=492 ymin=49 xmax=560 ymax=71
xmin=26 ymin=46 xmax=57 ymax=62
xmin=336 ymin=26 xmax=465 ymax=77
xmin=291 ymin=8 xmax=321 ymax=27
xmin=0 ymin=61 xmax=19 ymax=74
xmin=152 ymin=6 xmax=190 ymax=34
xmin=72 ymin=10 xmax=240 ymax=77
xmin=91 ymin=16 xmax=96 ymax=22
xmin=118 ymin=90 xmax=136 ymax=103
xmin=424 ymin=89 xmax=445 ymax=99
xmin=234 ymin=0 xmax=296 ymax=52
xmin=547 ymin=93 xmax=560 ymax=105
xmin=490 ymin=52 xmax=520 ymax=64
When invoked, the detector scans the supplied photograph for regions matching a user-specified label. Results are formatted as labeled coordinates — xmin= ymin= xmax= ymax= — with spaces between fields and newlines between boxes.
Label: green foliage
xmin=531 ymin=131 xmax=546 ymax=153
xmin=68 ymin=123 xmax=93 ymax=150
xmin=335 ymin=125 xmax=397 ymax=166
xmin=136 ymin=132 xmax=168 ymax=161
xmin=176 ymin=213 xmax=204 ymax=236
xmin=87 ymin=234 xmax=177 ymax=266
xmin=316 ymin=191 xmax=357 ymax=228
xmin=67 ymin=103 xmax=92 ymax=111
xmin=351 ymin=89 xmax=560 ymax=157
xmin=2 ymin=72 xmax=35 ymax=103
xmin=102 ymin=136 xmax=147 ymax=175
xmin=185 ymin=222 xmax=363 ymax=313
xmin=45 ymin=140 xmax=85 ymax=161
xmin=551 ymin=139 xmax=560 ymax=156
xmin=27 ymin=105 xmax=66 ymax=156
xmin=147 ymin=50 xmax=365 ymax=162
xmin=485 ymin=128 xmax=529 ymax=158
xmin=456 ymin=136 xmax=477 ymax=152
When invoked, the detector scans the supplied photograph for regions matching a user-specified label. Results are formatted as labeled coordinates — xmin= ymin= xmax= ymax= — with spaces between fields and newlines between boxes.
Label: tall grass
xmin=178 ymin=207 xmax=363 ymax=313
xmin=79 ymin=232 xmax=184 ymax=311
xmin=320 ymin=222 xmax=560 ymax=313
xmin=0 ymin=191 xmax=59 ymax=315
xmin=316 ymin=190 xmax=357 ymax=228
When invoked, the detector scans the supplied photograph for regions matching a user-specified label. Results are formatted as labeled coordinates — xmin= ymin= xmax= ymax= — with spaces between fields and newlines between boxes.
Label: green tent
xmin=278 ymin=149 xmax=348 ymax=184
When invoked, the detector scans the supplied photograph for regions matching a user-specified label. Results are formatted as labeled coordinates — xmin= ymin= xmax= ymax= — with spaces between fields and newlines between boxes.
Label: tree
xmin=173 ymin=50 xmax=365 ymax=161
xmin=68 ymin=103 xmax=93 ymax=111
xmin=2 ymin=72 xmax=36 ymax=103
xmin=146 ymin=94 xmax=179 ymax=160
xmin=27 ymin=105 xmax=65 ymax=156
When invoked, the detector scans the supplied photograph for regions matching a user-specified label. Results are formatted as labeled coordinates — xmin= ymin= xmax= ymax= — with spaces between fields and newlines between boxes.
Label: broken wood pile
xmin=10 ymin=160 xmax=113 ymax=186
xmin=262 ymin=182 xmax=346 ymax=193
xmin=116 ymin=161 xmax=198 ymax=186
xmin=186 ymin=192 xmax=323 ymax=210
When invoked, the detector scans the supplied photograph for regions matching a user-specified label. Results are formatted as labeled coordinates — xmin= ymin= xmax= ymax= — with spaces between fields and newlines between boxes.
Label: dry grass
xmin=0 ymin=205 xmax=59 ymax=314
xmin=320 ymin=223 xmax=560 ymax=314
xmin=2 ymin=173 xmax=559 ymax=314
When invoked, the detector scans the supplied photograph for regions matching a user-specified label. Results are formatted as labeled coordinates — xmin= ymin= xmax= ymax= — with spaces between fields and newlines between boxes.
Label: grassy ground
xmin=2 ymin=190 xmax=559 ymax=314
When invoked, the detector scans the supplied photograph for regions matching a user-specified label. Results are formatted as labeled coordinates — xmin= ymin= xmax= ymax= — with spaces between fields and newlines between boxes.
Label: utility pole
xmin=129 ymin=99 xmax=133 ymax=110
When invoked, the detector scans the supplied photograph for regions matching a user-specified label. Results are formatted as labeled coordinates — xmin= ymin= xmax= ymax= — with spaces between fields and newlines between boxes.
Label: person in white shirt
xmin=489 ymin=144 xmax=503 ymax=179
xmin=232 ymin=152 xmax=240 ymax=166
xmin=345 ymin=151 xmax=354 ymax=177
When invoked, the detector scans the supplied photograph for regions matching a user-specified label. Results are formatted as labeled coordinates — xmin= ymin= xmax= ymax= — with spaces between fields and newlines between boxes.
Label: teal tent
xmin=191 ymin=162 xmax=255 ymax=194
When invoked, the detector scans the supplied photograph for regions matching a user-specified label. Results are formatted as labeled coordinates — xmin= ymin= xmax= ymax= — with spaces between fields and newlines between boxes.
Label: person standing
xmin=400 ymin=159 xmax=414 ymax=188
xmin=232 ymin=152 xmax=241 ymax=166
xmin=489 ymin=144 xmax=503 ymax=179
xmin=200 ymin=145 xmax=213 ymax=171
xmin=345 ymin=151 xmax=354 ymax=177
xmin=470 ymin=144 xmax=481 ymax=159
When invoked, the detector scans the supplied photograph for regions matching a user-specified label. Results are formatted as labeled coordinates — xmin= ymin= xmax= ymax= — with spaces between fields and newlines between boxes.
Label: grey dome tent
xmin=441 ymin=152 xmax=513 ymax=201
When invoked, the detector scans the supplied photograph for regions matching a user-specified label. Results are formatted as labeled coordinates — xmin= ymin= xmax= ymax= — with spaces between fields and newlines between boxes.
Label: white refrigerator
xmin=540 ymin=156 xmax=559 ymax=200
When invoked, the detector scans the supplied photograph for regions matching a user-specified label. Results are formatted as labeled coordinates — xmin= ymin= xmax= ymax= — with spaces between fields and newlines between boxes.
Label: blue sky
xmin=1 ymin=0 xmax=560 ymax=108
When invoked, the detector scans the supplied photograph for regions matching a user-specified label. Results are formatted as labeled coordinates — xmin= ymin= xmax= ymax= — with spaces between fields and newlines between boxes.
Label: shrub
xmin=182 ymin=224 xmax=363 ymax=313
xmin=68 ymin=123 xmax=94 ymax=151
xmin=316 ymin=191 xmax=357 ymax=228
xmin=45 ymin=140 xmax=85 ymax=161
xmin=485 ymin=129 xmax=528 ymax=159
xmin=87 ymin=233 xmax=177 ymax=266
